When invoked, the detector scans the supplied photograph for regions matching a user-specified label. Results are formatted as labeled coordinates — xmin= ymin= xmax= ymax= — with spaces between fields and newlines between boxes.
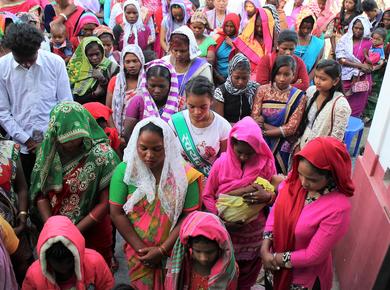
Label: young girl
xmin=94 ymin=25 xmax=120 ymax=65
xmin=170 ymin=76 xmax=231 ymax=178
xmin=213 ymin=53 xmax=259 ymax=124
xmin=71 ymin=12 xmax=100 ymax=48
xmin=113 ymin=0 xmax=152 ymax=51
xmin=296 ymin=60 xmax=351 ymax=152
xmin=165 ymin=211 xmax=239 ymax=290
xmin=252 ymin=55 xmax=307 ymax=175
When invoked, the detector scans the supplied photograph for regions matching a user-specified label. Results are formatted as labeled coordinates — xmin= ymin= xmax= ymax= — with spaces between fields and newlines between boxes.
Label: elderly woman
xmin=110 ymin=117 xmax=203 ymax=289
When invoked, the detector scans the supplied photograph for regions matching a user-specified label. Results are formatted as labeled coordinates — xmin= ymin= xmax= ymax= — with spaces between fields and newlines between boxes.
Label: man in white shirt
xmin=0 ymin=23 xmax=73 ymax=184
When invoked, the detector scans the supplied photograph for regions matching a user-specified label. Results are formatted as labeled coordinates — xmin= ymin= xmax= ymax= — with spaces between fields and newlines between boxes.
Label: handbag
xmin=351 ymin=74 xmax=370 ymax=93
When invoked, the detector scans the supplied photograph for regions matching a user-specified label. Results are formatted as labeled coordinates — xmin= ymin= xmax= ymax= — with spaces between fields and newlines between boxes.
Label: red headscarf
xmin=215 ymin=13 xmax=240 ymax=51
xmin=273 ymin=137 xmax=354 ymax=290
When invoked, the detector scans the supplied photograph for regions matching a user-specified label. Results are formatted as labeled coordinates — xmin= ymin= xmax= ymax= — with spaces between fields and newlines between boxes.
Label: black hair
xmin=300 ymin=15 xmax=315 ymax=28
xmin=297 ymin=59 xmax=343 ymax=138
xmin=362 ymin=0 xmax=378 ymax=12
xmin=170 ymin=33 xmax=189 ymax=46
xmin=3 ymin=23 xmax=44 ymax=57
xmin=340 ymin=0 xmax=362 ymax=28
xmin=99 ymin=32 xmax=114 ymax=42
xmin=45 ymin=241 xmax=74 ymax=263
xmin=277 ymin=29 xmax=298 ymax=45
xmin=271 ymin=55 xmax=296 ymax=84
xmin=146 ymin=65 xmax=171 ymax=80
xmin=189 ymin=0 xmax=200 ymax=9
xmin=233 ymin=60 xmax=251 ymax=73
xmin=298 ymin=156 xmax=332 ymax=178
xmin=139 ymin=122 xmax=163 ymax=138
xmin=85 ymin=41 xmax=104 ymax=55
xmin=372 ymin=27 xmax=387 ymax=41
xmin=185 ymin=76 xmax=215 ymax=99
xmin=112 ymin=284 xmax=136 ymax=290
xmin=143 ymin=50 xmax=157 ymax=63
xmin=189 ymin=235 xmax=219 ymax=247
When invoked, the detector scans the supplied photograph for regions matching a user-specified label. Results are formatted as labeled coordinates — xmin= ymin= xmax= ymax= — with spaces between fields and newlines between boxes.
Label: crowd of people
xmin=0 ymin=0 xmax=388 ymax=289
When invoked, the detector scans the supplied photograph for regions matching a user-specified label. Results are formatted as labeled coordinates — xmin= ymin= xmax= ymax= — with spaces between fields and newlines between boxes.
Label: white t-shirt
xmin=169 ymin=110 xmax=231 ymax=165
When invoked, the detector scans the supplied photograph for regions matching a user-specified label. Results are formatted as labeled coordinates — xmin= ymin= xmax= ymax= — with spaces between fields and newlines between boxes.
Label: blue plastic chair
xmin=344 ymin=116 xmax=364 ymax=157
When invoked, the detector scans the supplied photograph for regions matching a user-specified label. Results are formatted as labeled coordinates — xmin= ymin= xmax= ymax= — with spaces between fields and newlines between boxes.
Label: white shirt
xmin=0 ymin=49 xmax=73 ymax=153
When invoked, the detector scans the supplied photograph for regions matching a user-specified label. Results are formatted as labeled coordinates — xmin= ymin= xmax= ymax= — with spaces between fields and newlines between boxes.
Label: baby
xmin=50 ymin=23 xmax=73 ymax=63
xmin=364 ymin=27 xmax=386 ymax=69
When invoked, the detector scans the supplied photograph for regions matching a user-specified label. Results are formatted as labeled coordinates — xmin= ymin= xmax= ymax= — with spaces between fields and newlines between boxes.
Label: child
xmin=50 ymin=23 xmax=73 ymax=63
xmin=94 ymin=25 xmax=121 ymax=66
xmin=252 ymin=55 xmax=307 ymax=174
xmin=214 ymin=53 xmax=259 ymax=124
xmin=165 ymin=211 xmax=239 ymax=290
xmin=365 ymin=27 xmax=386 ymax=68
xmin=22 ymin=216 xmax=114 ymax=290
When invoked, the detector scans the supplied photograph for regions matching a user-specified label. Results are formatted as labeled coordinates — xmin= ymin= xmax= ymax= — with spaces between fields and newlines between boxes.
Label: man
xmin=0 ymin=23 xmax=72 ymax=184
xmin=362 ymin=0 xmax=384 ymax=30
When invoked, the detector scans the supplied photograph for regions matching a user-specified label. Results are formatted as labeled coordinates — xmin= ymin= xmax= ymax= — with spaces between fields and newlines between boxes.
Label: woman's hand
xmin=92 ymin=68 xmax=106 ymax=84
xmin=360 ymin=63 xmax=373 ymax=74
xmin=243 ymin=183 xmax=271 ymax=204
xmin=138 ymin=247 xmax=163 ymax=268
xmin=225 ymin=37 xmax=234 ymax=47
xmin=262 ymin=252 xmax=279 ymax=271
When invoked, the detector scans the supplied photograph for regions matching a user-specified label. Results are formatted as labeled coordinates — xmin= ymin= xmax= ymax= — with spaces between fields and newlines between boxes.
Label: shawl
xmin=29 ymin=102 xmax=118 ymax=215
xmin=122 ymin=0 xmax=145 ymax=49
xmin=214 ymin=53 xmax=259 ymax=106
xmin=165 ymin=211 xmax=238 ymax=290
xmin=67 ymin=36 xmax=113 ymax=97
xmin=0 ymin=231 xmax=18 ymax=290
xmin=74 ymin=12 xmax=100 ymax=37
xmin=273 ymin=137 xmax=354 ymax=290
xmin=112 ymin=44 xmax=145 ymax=135
xmin=93 ymin=25 xmax=115 ymax=38
xmin=309 ymin=0 xmax=337 ymax=37
xmin=263 ymin=3 xmax=280 ymax=33
xmin=208 ymin=116 xmax=276 ymax=196
xmin=234 ymin=7 xmax=273 ymax=66
xmin=165 ymin=0 xmax=191 ymax=44
xmin=171 ymin=24 xmax=201 ymax=60
xmin=142 ymin=59 xmax=180 ymax=122
xmin=0 ymin=12 xmax=18 ymax=39
xmin=335 ymin=15 xmax=372 ymax=80
xmin=122 ymin=117 xmax=189 ymax=229
xmin=239 ymin=0 xmax=261 ymax=30
xmin=74 ymin=0 xmax=100 ymax=14
xmin=214 ymin=13 xmax=240 ymax=52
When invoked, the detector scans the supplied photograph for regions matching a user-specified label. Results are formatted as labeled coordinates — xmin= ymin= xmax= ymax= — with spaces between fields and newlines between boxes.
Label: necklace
xmin=305 ymin=192 xmax=320 ymax=205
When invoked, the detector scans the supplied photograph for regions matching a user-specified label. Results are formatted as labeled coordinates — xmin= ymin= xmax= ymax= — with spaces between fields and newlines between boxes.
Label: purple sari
xmin=177 ymin=57 xmax=208 ymax=96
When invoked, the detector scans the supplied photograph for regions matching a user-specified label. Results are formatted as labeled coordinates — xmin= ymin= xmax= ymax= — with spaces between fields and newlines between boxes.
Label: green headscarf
xmin=30 ymin=102 xmax=119 ymax=223
xmin=67 ymin=36 xmax=112 ymax=96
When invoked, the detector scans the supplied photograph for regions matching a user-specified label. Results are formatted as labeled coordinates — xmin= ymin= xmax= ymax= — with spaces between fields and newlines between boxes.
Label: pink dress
xmin=265 ymin=191 xmax=351 ymax=290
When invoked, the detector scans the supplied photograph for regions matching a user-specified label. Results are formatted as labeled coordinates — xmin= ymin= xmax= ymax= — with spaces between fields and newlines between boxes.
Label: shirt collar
xmin=12 ymin=50 xmax=42 ymax=69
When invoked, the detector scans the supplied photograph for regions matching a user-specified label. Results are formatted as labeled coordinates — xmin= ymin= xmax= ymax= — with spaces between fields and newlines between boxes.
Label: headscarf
xmin=335 ymin=15 xmax=372 ymax=80
xmin=309 ymin=0 xmax=337 ymax=37
xmin=210 ymin=116 xmax=276 ymax=196
xmin=122 ymin=117 xmax=188 ymax=229
xmin=165 ymin=0 xmax=191 ymax=44
xmin=74 ymin=0 xmax=101 ymax=14
xmin=0 ymin=12 xmax=18 ymax=40
xmin=93 ymin=25 xmax=115 ymax=39
xmin=214 ymin=53 xmax=259 ymax=106
xmin=30 ymin=101 xmax=110 ymax=200
xmin=142 ymin=59 xmax=180 ymax=123
xmin=273 ymin=137 xmax=354 ymax=290
xmin=263 ymin=3 xmax=280 ymax=33
xmin=122 ymin=0 xmax=145 ymax=49
xmin=67 ymin=36 xmax=112 ymax=97
xmin=74 ymin=12 xmax=100 ymax=37
xmin=190 ymin=10 xmax=211 ymax=30
xmin=165 ymin=211 xmax=238 ymax=289
xmin=240 ymin=0 xmax=261 ymax=30
xmin=112 ymin=44 xmax=145 ymax=135
xmin=215 ymin=13 xmax=240 ymax=51
xmin=170 ymin=25 xmax=201 ymax=60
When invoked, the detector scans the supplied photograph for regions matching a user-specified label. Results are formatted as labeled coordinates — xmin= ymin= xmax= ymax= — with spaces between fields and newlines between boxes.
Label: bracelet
xmin=59 ymin=13 xmax=68 ymax=21
xmin=263 ymin=231 xmax=273 ymax=240
xmin=18 ymin=211 xmax=28 ymax=216
xmin=89 ymin=212 xmax=99 ymax=222
xmin=282 ymin=251 xmax=292 ymax=268
xmin=159 ymin=244 xmax=169 ymax=256
xmin=267 ymin=192 xmax=276 ymax=205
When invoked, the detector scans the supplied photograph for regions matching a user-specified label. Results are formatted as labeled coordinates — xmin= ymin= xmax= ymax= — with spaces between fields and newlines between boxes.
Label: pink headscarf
xmin=211 ymin=116 xmax=276 ymax=195
xmin=309 ymin=0 xmax=336 ymax=37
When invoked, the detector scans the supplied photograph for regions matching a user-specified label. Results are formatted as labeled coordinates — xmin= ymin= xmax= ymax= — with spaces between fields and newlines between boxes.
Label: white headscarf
xmin=123 ymin=0 xmax=145 ymax=48
xmin=122 ymin=117 xmax=189 ymax=229
xmin=112 ymin=44 xmax=145 ymax=135
xmin=170 ymin=25 xmax=201 ymax=60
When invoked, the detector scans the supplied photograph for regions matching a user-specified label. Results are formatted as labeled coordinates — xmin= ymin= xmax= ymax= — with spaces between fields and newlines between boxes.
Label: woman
xmin=252 ymin=55 xmax=307 ymax=175
xmin=165 ymin=211 xmax=238 ymax=290
xmin=294 ymin=8 xmax=325 ymax=80
xmin=107 ymin=44 xmax=144 ymax=139
xmin=71 ymin=11 xmax=100 ymax=48
xmin=203 ymin=116 xmax=277 ymax=290
xmin=109 ymin=117 xmax=203 ymax=290
xmin=256 ymin=29 xmax=310 ymax=91
xmin=261 ymin=137 xmax=354 ymax=290
xmin=214 ymin=53 xmax=259 ymax=124
xmin=68 ymin=36 xmax=119 ymax=104
xmin=190 ymin=10 xmax=216 ymax=64
xmin=124 ymin=59 xmax=182 ymax=141
xmin=163 ymin=25 xmax=213 ymax=97
xmin=206 ymin=0 xmax=228 ymax=32
xmin=213 ymin=13 xmax=240 ymax=85
xmin=239 ymin=0 xmax=261 ymax=32
xmin=336 ymin=15 xmax=372 ymax=117
xmin=30 ymin=102 xmax=120 ymax=266
xmin=234 ymin=7 xmax=274 ymax=79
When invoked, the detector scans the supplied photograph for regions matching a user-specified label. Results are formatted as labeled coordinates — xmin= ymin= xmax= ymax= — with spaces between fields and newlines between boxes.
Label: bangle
xmin=159 ymin=245 xmax=169 ymax=256
xmin=89 ymin=212 xmax=98 ymax=222
xmin=59 ymin=13 xmax=68 ymax=21
xmin=263 ymin=231 xmax=273 ymax=240
xmin=18 ymin=211 xmax=28 ymax=216
xmin=282 ymin=251 xmax=292 ymax=268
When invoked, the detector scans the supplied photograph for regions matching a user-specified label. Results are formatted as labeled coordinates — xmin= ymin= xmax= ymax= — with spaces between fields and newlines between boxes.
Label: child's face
xmin=100 ymin=34 xmax=113 ymax=57
xmin=191 ymin=240 xmax=219 ymax=268
xmin=317 ymin=0 xmax=326 ymax=11
xmin=51 ymin=30 xmax=66 ymax=45
xmin=81 ymin=23 xmax=97 ymax=37
xmin=245 ymin=1 xmax=256 ymax=18
xmin=365 ymin=10 xmax=377 ymax=21
xmin=125 ymin=4 xmax=139 ymax=24
xmin=233 ymin=140 xmax=256 ymax=163
xmin=231 ymin=69 xmax=250 ymax=90
xmin=372 ymin=33 xmax=384 ymax=47
xmin=191 ymin=22 xmax=206 ymax=38
xmin=47 ymin=256 xmax=74 ymax=281
xmin=314 ymin=68 xmax=339 ymax=94
xmin=382 ymin=12 xmax=390 ymax=30
xmin=206 ymin=0 xmax=214 ymax=10
xmin=343 ymin=0 xmax=355 ymax=12
xmin=277 ymin=41 xmax=296 ymax=56
xmin=223 ymin=20 xmax=236 ymax=37
xmin=275 ymin=65 xmax=294 ymax=90
xmin=172 ymin=5 xmax=184 ymax=22
xmin=186 ymin=93 xmax=212 ymax=123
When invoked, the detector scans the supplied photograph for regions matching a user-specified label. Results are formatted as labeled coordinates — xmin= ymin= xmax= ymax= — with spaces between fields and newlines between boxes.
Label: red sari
xmin=0 ymin=0 xmax=40 ymax=14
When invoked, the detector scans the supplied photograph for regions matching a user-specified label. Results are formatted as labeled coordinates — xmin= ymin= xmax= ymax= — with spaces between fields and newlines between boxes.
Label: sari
xmin=203 ymin=116 xmax=276 ymax=289
xmin=71 ymin=11 xmax=100 ymax=48
xmin=109 ymin=117 xmax=202 ymax=290
xmin=164 ymin=0 xmax=191 ymax=44
xmin=0 ymin=0 xmax=40 ymax=14
xmin=294 ymin=9 xmax=324 ymax=74
xmin=165 ymin=211 xmax=238 ymax=290
xmin=336 ymin=16 xmax=372 ymax=117
xmin=30 ymin=102 xmax=120 ymax=263
xmin=112 ymin=44 xmax=145 ymax=136
xmin=67 ymin=36 xmax=118 ymax=103
xmin=310 ymin=0 xmax=337 ymax=38
xmin=234 ymin=8 xmax=274 ymax=78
